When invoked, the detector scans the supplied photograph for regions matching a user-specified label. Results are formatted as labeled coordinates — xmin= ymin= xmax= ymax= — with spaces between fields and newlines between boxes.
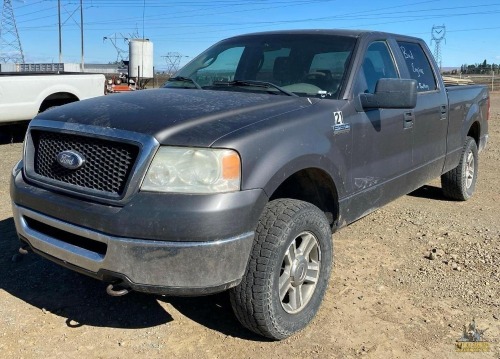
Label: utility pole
xmin=58 ymin=0 xmax=62 ymax=63
xmin=431 ymin=24 xmax=446 ymax=72
xmin=492 ymin=64 xmax=495 ymax=92
xmin=57 ymin=0 xmax=85 ymax=70
xmin=0 ymin=0 xmax=25 ymax=63
xmin=80 ymin=0 xmax=84 ymax=71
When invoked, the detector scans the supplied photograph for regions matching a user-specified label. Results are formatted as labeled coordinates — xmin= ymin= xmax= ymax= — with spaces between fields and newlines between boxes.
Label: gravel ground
xmin=0 ymin=93 xmax=499 ymax=359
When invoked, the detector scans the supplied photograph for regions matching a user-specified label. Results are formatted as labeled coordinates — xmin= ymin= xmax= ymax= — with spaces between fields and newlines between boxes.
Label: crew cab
xmin=10 ymin=30 xmax=489 ymax=340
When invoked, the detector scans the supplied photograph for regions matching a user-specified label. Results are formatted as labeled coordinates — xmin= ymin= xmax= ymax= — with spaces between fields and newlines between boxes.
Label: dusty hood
xmin=36 ymin=88 xmax=316 ymax=147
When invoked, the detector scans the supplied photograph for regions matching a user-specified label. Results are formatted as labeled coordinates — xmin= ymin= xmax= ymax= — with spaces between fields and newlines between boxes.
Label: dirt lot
xmin=0 ymin=94 xmax=499 ymax=359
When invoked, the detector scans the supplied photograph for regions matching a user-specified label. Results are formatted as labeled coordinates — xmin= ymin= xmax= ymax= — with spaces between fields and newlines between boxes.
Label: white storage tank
xmin=129 ymin=39 xmax=154 ymax=78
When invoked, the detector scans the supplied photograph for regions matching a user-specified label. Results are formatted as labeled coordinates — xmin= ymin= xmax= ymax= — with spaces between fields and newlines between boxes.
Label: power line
xmin=17 ymin=2 xmax=500 ymax=32
xmin=13 ymin=0 xmax=500 ymax=32
xmin=8 ymin=0 xmax=500 ymax=66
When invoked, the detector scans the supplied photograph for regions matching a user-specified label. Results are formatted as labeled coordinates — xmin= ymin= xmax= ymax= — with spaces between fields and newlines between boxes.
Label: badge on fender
xmin=332 ymin=111 xmax=350 ymax=135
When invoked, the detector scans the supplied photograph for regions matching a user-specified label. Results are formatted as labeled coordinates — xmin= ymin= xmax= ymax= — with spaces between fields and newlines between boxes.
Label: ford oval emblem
xmin=56 ymin=150 xmax=86 ymax=170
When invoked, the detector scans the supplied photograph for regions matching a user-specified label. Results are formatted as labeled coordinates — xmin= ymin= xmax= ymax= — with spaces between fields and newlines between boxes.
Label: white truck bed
xmin=0 ymin=73 xmax=105 ymax=124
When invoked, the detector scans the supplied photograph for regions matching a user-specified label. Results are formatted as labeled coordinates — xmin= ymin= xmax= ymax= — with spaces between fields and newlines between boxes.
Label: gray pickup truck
xmin=10 ymin=30 xmax=489 ymax=340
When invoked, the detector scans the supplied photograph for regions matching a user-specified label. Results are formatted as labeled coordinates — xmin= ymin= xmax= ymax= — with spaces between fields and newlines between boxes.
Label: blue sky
xmin=6 ymin=0 xmax=500 ymax=70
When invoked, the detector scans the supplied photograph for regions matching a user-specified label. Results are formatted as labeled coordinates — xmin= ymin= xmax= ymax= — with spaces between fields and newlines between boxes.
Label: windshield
xmin=164 ymin=33 xmax=356 ymax=99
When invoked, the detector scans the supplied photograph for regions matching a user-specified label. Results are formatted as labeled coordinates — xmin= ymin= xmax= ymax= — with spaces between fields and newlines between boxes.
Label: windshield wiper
xmin=212 ymin=80 xmax=297 ymax=97
xmin=167 ymin=76 xmax=202 ymax=89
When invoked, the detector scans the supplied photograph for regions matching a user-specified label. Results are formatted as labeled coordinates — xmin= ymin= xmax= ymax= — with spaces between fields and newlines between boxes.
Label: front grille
xmin=32 ymin=130 xmax=139 ymax=195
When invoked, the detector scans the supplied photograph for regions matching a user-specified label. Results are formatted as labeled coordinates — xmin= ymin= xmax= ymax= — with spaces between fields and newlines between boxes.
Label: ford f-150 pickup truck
xmin=10 ymin=30 xmax=489 ymax=340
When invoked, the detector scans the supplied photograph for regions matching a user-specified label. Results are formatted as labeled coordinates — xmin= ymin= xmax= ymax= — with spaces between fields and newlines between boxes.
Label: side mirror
xmin=360 ymin=78 xmax=417 ymax=109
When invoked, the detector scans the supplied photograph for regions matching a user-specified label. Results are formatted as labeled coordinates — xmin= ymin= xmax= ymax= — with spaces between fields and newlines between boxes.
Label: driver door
xmin=349 ymin=41 xmax=414 ymax=206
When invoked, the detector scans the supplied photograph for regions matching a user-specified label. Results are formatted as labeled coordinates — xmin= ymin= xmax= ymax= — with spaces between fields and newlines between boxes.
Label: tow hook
xmin=106 ymin=282 xmax=130 ymax=297
xmin=12 ymin=245 xmax=31 ymax=262
xmin=19 ymin=245 xmax=30 ymax=255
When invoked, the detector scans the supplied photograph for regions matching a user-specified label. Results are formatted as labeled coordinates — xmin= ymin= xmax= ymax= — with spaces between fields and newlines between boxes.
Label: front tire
xmin=230 ymin=199 xmax=333 ymax=340
xmin=441 ymin=136 xmax=478 ymax=201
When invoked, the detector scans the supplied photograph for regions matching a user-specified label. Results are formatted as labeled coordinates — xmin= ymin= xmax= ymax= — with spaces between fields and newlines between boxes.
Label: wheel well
xmin=39 ymin=92 xmax=79 ymax=112
xmin=269 ymin=168 xmax=338 ymax=226
xmin=468 ymin=121 xmax=480 ymax=147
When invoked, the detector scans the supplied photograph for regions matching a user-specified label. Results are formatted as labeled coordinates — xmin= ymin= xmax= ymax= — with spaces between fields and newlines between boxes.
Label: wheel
xmin=441 ymin=136 xmax=478 ymax=201
xmin=230 ymin=199 xmax=333 ymax=340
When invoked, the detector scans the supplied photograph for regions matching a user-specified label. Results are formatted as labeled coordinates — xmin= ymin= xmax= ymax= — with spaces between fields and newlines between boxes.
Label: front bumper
xmin=11 ymin=168 xmax=268 ymax=295
xmin=479 ymin=134 xmax=488 ymax=153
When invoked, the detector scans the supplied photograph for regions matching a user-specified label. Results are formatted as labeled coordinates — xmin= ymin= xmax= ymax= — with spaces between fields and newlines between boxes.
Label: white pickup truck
xmin=0 ymin=72 xmax=105 ymax=124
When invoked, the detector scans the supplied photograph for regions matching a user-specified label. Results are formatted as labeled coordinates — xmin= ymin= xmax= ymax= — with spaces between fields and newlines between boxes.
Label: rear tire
xmin=230 ymin=199 xmax=333 ymax=340
xmin=441 ymin=136 xmax=478 ymax=201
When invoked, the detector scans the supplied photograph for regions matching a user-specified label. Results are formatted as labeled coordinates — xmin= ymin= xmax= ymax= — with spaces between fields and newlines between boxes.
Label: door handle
xmin=404 ymin=111 xmax=414 ymax=129
xmin=440 ymin=105 xmax=447 ymax=120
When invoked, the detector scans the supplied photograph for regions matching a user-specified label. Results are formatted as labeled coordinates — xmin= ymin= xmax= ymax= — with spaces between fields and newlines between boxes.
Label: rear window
xmin=397 ymin=41 xmax=437 ymax=92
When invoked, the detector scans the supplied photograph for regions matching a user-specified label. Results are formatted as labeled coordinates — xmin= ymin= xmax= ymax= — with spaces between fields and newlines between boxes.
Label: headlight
xmin=141 ymin=147 xmax=241 ymax=193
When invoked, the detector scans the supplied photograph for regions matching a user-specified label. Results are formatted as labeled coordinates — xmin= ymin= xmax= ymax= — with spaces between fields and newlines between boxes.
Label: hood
xmin=36 ymin=88 xmax=316 ymax=147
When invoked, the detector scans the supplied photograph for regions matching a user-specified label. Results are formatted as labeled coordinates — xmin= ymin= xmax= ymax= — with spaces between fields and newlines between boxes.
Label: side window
xmin=397 ymin=41 xmax=437 ymax=92
xmin=356 ymin=41 xmax=398 ymax=94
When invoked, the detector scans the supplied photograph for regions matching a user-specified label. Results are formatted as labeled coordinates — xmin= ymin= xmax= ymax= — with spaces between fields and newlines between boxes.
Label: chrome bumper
xmin=12 ymin=204 xmax=254 ymax=295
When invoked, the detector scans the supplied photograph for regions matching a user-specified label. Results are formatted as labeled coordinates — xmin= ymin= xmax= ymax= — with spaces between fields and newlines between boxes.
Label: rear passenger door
xmin=396 ymin=41 xmax=448 ymax=178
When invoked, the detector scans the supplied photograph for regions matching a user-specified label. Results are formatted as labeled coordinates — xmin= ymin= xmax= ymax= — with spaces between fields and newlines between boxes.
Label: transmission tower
xmin=0 ymin=0 xmax=25 ymax=63
xmin=431 ymin=24 xmax=446 ymax=71
xmin=56 ymin=0 xmax=85 ymax=69
xmin=162 ymin=52 xmax=186 ymax=75
xmin=103 ymin=31 xmax=139 ymax=63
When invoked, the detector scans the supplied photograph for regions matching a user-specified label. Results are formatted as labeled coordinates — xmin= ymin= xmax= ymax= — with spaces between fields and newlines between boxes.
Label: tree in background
xmin=461 ymin=60 xmax=498 ymax=75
